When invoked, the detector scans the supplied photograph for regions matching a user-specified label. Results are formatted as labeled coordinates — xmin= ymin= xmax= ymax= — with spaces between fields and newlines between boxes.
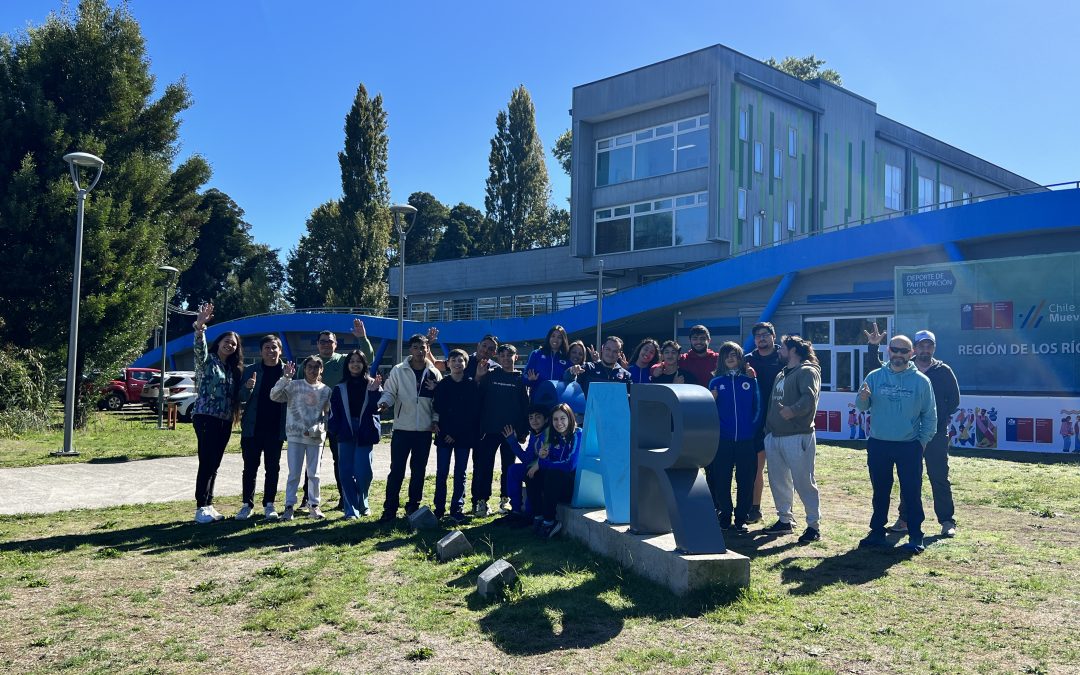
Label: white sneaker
xmin=499 ymin=497 xmax=512 ymax=512
xmin=309 ymin=506 xmax=325 ymax=520
xmin=263 ymin=505 xmax=279 ymax=521
xmin=474 ymin=501 xmax=489 ymax=517
xmin=282 ymin=505 xmax=295 ymax=521
xmin=194 ymin=507 xmax=216 ymax=524
xmin=207 ymin=505 xmax=225 ymax=521
xmin=887 ymin=518 xmax=908 ymax=533
xmin=235 ymin=504 xmax=253 ymax=521
xmin=941 ymin=521 xmax=957 ymax=537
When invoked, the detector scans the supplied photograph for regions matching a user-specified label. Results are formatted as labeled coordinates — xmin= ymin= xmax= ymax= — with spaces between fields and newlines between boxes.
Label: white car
xmin=142 ymin=371 xmax=195 ymax=408
xmin=168 ymin=391 xmax=198 ymax=423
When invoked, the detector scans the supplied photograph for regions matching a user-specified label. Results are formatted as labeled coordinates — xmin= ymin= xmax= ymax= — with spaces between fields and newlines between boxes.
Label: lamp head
xmin=158 ymin=265 xmax=179 ymax=280
xmin=63 ymin=152 xmax=105 ymax=192
xmin=390 ymin=204 xmax=418 ymax=234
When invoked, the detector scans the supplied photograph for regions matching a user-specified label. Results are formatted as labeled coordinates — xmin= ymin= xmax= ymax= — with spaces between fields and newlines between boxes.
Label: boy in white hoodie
xmin=271 ymin=356 xmax=332 ymax=520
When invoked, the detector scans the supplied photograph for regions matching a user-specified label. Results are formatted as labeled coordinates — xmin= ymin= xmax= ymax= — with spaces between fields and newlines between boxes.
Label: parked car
xmin=141 ymin=371 xmax=195 ymax=409
xmin=99 ymin=367 xmax=159 ymax=411
xmin=169 ymin=391 xmax=197 ymax=423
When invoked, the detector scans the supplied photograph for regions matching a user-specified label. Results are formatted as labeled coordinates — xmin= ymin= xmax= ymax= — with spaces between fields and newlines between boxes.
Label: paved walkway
xmin=0 ymin=443 xmax=455 ymax=515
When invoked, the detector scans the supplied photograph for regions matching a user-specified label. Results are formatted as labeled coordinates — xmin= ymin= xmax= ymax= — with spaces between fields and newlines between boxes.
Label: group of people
xmin=188 ymin=303 xmax=961 ymax=554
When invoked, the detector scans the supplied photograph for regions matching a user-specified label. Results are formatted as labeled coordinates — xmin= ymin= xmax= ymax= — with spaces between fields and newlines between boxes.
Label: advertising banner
xmin=814 ymin=391 xmax=1080 ymax=454
xmin=894 ymin=252 xmax=1080 ymax=395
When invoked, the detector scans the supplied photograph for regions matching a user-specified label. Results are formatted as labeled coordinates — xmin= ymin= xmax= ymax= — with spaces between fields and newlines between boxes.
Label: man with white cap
xmin=864 ymin=325 xmax=961 ymax=537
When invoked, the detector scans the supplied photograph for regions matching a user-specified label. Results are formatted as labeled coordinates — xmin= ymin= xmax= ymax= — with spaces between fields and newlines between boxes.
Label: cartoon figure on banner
xmin=861 ymin=411 xmax=871 ymax=440
xmin=1061 ymin=415 xmax=1074 ymax=452
xmin=1074 ymin=415 xmax=1080 ymax=453
xmin=954 ymin=409 xmax=975 ymax=447
xmin=847 ymin=405 xmax=858 ymax=439
xmin=974 ymin=407 xmax=998 ymax=449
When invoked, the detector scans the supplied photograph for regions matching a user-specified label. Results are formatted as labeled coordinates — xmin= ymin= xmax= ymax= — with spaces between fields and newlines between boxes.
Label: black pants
xmin=868 ymin=437 xmax=925 ymax=539
xmin=526 ymin=468 xmax=575 ymax=521
xmin=382 ymin=430 xmax=432 ymax=516
xmin=471 ymin=432 xmax=515 ymax=503
xmin=705 ymin=438 xmax=757 ymax=526
xmin=193 ymin=414 xmax=232 ymax=508
xmin=898 ymin=430 xmax=954 ymax=524
xmin=240 ymin=434 xmax=283 ymax=507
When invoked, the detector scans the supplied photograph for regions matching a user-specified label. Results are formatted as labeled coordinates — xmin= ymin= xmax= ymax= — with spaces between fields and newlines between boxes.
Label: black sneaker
xmin=448 ymin=512 xmax=468 ymax=525
xmin=546 ymin=521 xmax=563 ymax=539
xmin=376 ymin=512 xmax=396 ymax=524
xmin=798 ymin=527 xmax=821 ymax=544
xmin=730 ymin=523 xmax=749 ymax=535
xmin=762 ymin=520 xmax=793 ymax=534
xmin=858 ymin=531 xmax=890 ymax=549
xmin=746 ymin=506 xmax=763 ymax=524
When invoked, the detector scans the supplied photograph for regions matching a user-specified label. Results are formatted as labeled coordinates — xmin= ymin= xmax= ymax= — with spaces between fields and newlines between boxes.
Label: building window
xmin=939 ymin=183 xmax=954 ymax=207
xmin=884 ymin=163 xmax=902 ymax=210
xmin=962 ymin=191 xmax=972 ymax=205
xmin=753 ymin=142 xmax=763 ymax=174
xmin=772 ymin=148 xmax=782 ymax=179
xmin=515 ymin=294 xmax=549 ymax=318
xmin=918 ymin=176 xmax=935 ymax=213
xmin=772 ymin=220 xmax=781 ymax=246
xmin=737 ymin=188 xmax=747 ymax=220
xmin=738 ymin=109 xmax=748 ymax=141
xmin=595 ymin=115 xmax=710 ymax=186
xmin=594 ymin=192 xmax=709 ymax=254
xmin=786 ymin=200 xmax=796 ymax=233
xmin=452 ymin=299 xmax=475 ymax=321
xmin=753 ymin=214 xmax=763 ymax=247
xmin=788 ymin=127 xmax=797 ymax=157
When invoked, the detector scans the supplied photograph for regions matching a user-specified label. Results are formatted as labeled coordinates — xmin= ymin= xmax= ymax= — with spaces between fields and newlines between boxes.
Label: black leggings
xmin=194 ymin=414 xmax=232 ymax=507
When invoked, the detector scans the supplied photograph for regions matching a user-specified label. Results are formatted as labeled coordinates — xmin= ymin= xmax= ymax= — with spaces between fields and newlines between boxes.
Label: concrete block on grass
xmin=477 ymin=559 xmax=517 ymax=597
xmin=436 ymin=530 xmax=473 ymax=562
xmin=408 ymin=506 xmax=439 ymax=530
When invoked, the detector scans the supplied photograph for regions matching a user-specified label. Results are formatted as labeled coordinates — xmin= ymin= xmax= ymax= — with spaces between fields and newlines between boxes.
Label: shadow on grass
xmin=778 ymin=540 xmax=915 ymax=596
xmin=87 ymin=456 xmax=131 ymax=464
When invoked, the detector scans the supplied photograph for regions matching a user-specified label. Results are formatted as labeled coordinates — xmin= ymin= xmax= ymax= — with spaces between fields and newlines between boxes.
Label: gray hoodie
xmin=764 ymin=360 xmax=821 ymax=437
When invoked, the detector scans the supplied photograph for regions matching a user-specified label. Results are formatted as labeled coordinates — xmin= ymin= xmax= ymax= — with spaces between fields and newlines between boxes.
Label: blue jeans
xmin=337 ymin=441 xmax=374 ymax=518
xmin=434 ymin=444 xmax=470 ymax=516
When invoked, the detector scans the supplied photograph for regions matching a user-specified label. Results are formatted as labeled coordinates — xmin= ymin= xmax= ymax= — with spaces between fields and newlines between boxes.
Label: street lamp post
xmin=156 ymin=265 xmax=179 ymax=429
xmin=595 ymin=259 xmax=604 ymax=351
xmin=54 ymin=152 xmax=105 ymax=457
xmin=390 ymin=204 xmax=417 ymax=364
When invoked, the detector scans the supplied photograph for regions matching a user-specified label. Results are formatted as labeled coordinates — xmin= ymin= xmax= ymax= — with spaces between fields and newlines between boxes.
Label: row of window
xmin=410 ymin=291 xmax=601 ymax=323
xmin=594 ymin=192 xmax=709 ymax=255
xmin=888 ymin=163 xmax=973 ymax=212
xmin=595 ymin=115 xmax=709 ymax=187
xmin=739 ymin=109 xmax=798 ymax=159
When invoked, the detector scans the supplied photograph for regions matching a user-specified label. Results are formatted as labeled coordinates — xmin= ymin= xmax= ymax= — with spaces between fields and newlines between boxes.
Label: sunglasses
xmin=889 ymin=346 xmax=911 ymax=354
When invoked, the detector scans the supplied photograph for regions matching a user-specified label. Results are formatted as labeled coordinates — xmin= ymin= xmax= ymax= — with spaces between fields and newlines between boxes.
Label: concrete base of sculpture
xmin=558 ymin=505 xmax=750 ymax=595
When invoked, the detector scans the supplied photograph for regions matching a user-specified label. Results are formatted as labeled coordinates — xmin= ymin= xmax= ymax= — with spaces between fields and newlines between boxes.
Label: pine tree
xmin=484 ymin=85 xmax=551 ymax=252
xmin=0 ymin=0 xmax=210 ymax=416
xmin=286 ymin=83 xmax=391 ymax=309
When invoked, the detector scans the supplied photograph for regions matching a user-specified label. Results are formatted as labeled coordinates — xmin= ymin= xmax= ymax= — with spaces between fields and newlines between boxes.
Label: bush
xmin=0 ymin=346 xmax=51 ymax=436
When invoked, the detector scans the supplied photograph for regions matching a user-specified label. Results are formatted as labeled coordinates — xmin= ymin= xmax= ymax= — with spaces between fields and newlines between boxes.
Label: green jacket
xmin=764 ymin=361 xmax=821 ymax=437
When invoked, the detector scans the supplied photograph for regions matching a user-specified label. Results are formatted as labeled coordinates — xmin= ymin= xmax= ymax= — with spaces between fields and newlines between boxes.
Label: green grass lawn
xmin=0 ymin=408 xmax=202 ymax=468
xmin=0 ymin=444 xmax=1077 ymax=673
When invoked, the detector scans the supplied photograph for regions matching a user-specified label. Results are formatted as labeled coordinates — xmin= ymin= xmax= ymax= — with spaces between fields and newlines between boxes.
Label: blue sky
xmin=3 ymin=1 xmax=1078 ymax=258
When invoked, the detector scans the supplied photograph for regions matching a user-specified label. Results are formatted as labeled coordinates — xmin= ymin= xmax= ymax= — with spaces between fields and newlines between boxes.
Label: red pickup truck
xmin=100 ymin=367 xmax=159 ymax=411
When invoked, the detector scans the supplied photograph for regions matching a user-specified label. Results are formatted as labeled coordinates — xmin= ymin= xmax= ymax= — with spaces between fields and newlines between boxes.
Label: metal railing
xmin=732 ymin=180 xmax=1079 ymax=256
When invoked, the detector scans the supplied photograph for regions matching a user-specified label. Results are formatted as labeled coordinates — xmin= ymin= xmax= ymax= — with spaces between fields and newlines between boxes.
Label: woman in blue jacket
xmin=626 ymin=338 xmax=660 ymax=383
xmin=523 ymin=325 xmax=570 ymax=390
xmin=526 ymin=403 xmax=581 ymax=539
xmin=328 ymin=350 xmax=383 ymax=519
xmin=707 ymin=341 xmax=762 ymax=533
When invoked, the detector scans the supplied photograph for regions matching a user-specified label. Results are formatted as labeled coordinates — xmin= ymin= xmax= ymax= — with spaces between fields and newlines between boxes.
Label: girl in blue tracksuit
xmin=523 ymin=325 xmax=571 ymax=393
xmin=526 ymin=403 xmax=581 ymax=539
xmin=328 ymin=350 xmax=383 ymax=519
xmin=707 ymin=341 xmax=762 ymax=531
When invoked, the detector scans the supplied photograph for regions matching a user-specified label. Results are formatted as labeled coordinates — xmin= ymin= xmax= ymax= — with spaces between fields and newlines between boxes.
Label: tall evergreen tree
xmin=286 ymin=83 xmax=390 ymax=309
xmin=0 ymin=0 xmax=210 ymax=404
xmin=553 ymin=129 xmax=572 ymax=177
xmin=484 ymin=85 xmax=551 ymax=252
